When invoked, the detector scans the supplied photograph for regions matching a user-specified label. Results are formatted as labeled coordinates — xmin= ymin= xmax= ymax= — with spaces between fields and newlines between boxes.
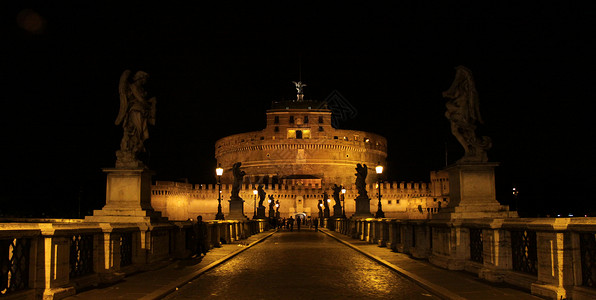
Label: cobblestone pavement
xmin=164 ymin=229 xmax=440 ymax=299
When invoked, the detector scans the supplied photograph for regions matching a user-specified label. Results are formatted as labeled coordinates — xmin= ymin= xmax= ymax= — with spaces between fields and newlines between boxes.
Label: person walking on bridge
xmin=193 ymin=215 xmax=208 ymax=257
xmin=288 ymin=216 xmax=294 ymax=232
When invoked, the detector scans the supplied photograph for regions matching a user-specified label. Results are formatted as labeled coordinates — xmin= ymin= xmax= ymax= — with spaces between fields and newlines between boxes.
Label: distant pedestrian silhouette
xmin=288 ymin=216 xmax=294 ymax=232
xmin=193 ymin=215 xmax=208 ymax=257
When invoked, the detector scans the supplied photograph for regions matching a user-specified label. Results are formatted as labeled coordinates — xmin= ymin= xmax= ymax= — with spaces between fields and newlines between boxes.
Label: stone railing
xmin=0 ymin=219 xmax=269 ymax=300
xmin=328 ymin=217 xmax=596 ymax=300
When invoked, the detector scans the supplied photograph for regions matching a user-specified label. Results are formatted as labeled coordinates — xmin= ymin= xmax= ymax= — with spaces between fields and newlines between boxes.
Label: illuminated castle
xmin=151 ymin=83 xmax=447 ymax=220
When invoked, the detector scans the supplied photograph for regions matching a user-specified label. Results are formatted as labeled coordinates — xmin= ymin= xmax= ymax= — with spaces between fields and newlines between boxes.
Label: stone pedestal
xmin=435 ymin=162 xmax=516 ymax=220
xmin=86 ymin=168 xmax=163 ymax=223
xmin=228 ymin=197 xmax=248 ymax=220
xmin=333 ymin=204 xmax=343 ymax=217
xmin=353 ymin=195 xmax=373 ymax=218
xmin=256 ymin=206 xmax=266 ymax=219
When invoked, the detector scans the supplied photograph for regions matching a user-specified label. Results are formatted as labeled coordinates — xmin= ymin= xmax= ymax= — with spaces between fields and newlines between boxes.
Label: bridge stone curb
xmin=319 ymin=228 xmax=466 ymax=300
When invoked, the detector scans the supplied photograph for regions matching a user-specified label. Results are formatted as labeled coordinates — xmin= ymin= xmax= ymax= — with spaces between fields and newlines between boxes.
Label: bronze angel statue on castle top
xmin=115 ymin=70 xmax=156 ymax=168
xmin=442 ymin=66 xmax=491 ymax=162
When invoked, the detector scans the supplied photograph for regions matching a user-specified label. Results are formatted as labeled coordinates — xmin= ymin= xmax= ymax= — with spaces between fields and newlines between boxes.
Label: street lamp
xmin=341 ymin=187 xmax=346 ymax=218
xmin=215 ymin=165 xmax=224 ymax=220
xmin=375 ymin=163 xmax=385 ymax=218
xmin=253 ymin=189 xmax=258 ymax=219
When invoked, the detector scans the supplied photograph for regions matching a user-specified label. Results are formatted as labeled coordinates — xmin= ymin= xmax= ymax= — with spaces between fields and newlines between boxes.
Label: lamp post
xmin=215 ymin=165 xmax=224 ymax=220
xmin=253 ymin=189 xmax=258 ymax=219
xmin=375 ymin=163 xmax=385 ymax=218
xmin=341 ymin=187 xmax=346 ymax=218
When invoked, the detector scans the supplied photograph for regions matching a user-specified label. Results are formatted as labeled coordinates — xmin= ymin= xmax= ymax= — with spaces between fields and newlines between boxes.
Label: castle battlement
xmin=150 ymin=177 xmax=446 ymax=221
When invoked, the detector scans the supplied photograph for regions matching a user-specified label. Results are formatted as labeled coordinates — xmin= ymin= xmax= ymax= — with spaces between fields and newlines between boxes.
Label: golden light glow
xmin=303 ymin=130 xmax=311 ymax=139
xmin=253 ymin=190 xmax=258 ymax=195
xmin=341 ymin=188 xmax=346 ymax=194
xmin=287 ymin=129 xmax=296 ymax=139
xmin=376 ymin=164 xmax=383 ymax=174
xmin=216 ymin=167 xmax=223 ymax=176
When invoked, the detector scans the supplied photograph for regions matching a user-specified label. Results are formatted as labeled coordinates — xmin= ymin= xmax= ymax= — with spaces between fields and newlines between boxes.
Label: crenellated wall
xmin=151 ymin=180 xmax=448 ymax=221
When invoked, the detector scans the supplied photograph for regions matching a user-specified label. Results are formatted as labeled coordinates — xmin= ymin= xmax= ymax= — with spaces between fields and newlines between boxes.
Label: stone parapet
xmin=327 ymin=216 xmax=596 ymax=300
xmin=0 ymin=219 xmax=269 ymax=300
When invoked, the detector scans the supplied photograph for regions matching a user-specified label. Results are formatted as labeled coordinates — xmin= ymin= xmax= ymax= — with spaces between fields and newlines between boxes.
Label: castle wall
xmin=151 ymin=180 xmax=448 ymax=221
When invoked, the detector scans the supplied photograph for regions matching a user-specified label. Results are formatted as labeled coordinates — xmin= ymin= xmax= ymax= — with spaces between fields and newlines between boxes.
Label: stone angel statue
xmin=442 ymin=66 xmax=491 ymax=162
xmin=292 ymin=81 xmax=307 ymax=94
xmin=258 ymin=184 xmax=266 ymax=207
xmin=332 ymin=184 xmax=343 ymax=206
xmin=115 ymin=70 xmax=156 ymax=168
xmin=231 ymin=162 xmax=246 ymax=199
xmin=355 ymin=164 xmax=369 ymax=199
xmin=268 ymin=195 xmax=275 ymax=211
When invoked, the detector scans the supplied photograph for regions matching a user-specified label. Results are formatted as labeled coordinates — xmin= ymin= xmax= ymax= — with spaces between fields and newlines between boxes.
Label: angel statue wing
xmin=454 ymin=66 xmax=483 ymax=125
xmin=115 ymin=70 xmax=132 ymax=125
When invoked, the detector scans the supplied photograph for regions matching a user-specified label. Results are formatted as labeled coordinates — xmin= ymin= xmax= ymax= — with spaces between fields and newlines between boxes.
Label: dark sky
xmin=2 ymin=1 xmax=595 ymax=217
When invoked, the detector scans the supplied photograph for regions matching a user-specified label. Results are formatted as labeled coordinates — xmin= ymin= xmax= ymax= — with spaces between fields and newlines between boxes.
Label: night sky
xmin=2 ymin=2 xmax=595 ymax=217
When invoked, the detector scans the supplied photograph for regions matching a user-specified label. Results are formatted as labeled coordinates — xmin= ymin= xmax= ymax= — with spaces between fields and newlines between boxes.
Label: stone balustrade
xmin=328 ymin=217 xmax=596 ymax=300
xmin=0 ymin=219 xmax=268 ymax=300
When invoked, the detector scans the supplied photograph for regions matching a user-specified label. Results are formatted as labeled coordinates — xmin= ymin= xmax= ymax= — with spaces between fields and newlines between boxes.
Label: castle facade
xmin=150 ymin=88 xmax=448 ymax=220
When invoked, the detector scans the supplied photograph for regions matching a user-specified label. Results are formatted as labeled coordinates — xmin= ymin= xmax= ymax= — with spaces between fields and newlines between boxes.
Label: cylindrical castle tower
xmin=215 ymin=95 xmax=387 ymax=188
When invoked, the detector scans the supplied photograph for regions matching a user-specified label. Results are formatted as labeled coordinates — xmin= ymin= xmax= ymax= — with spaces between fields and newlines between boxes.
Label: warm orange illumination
xmin=287 ymin=129 xmax=296 ymax=139
xmin=253 ymin=190 xmax=258 ymax=195
xmin=341 ymin=188 xmax=346 ymax=194
xmin=216 ymin=166 xmax=223 ymax=176
xmin=376 ymin=164 xmax=383 ymax=174
xmin=303 ymin=129 xmax=311 ymax=139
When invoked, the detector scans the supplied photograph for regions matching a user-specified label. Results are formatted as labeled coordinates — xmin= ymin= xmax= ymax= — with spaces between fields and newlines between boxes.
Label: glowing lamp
xmin=341 ymin=188 xmax=346 ymax=194
xmin=375 ymin=164 xmax=383 ymax=174
xmin=216 ymin=166 xmax=223 ymax=176
xmin=253 ymin=190 xmax=258 ymax=195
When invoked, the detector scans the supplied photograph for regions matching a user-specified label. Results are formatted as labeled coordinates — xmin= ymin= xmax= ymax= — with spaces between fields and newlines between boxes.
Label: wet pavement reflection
xmin=164 ymin=229 xmax=439 ymax=299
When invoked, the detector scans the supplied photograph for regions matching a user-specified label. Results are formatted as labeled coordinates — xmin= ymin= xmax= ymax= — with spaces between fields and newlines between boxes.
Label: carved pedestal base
xmin=256 ymin=206 xmax=266 ymax=219
xmin=352 ymin=196 xmax=373 ymax=218
xmin=435 ymin=162 xmax=517 ymax=220
xmin=228 ymin=197 xmax=248 ymax=220
xmin=86 ymin=168 xmax=164 ymax=223
xmin=333 ymin=204 xmax=343 ymax=217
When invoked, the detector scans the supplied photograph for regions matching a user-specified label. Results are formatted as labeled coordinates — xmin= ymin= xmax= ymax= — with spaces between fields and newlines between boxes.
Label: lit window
xmin=303 ymin=130 xmax=311 ymax=139
xmin=287 ymin=129 xmax=296 ymax=139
